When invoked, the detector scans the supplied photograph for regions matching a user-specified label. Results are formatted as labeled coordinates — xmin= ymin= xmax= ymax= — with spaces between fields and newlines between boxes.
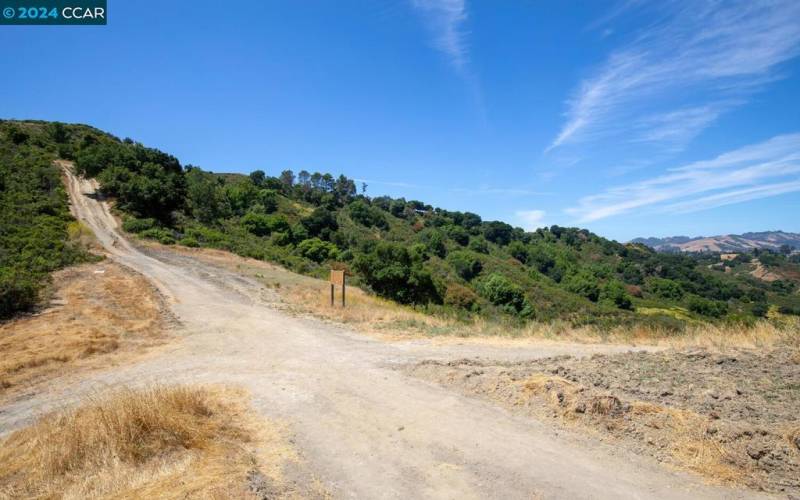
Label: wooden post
xmin=330 ymin=270 xmax=345 ymax=307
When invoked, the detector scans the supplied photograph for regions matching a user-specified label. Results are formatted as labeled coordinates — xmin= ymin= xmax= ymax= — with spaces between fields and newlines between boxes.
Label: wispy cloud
xmin=548 ymin=1 xmax=800 ymax=153
xmin=566 ymin=133 xmax=800 ymax=222
xmin=411 ymin=0 xmax=469 ymax=72
xmin=516 ymin=209 xmax=547 ymax=230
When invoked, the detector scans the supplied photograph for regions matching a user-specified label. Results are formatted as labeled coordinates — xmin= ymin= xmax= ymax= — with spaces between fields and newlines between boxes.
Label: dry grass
xmin=0 ymin=262 xmax=168 ymax=397
xmin=788 ymin=427 xmax=800 ymax=455
xmin=0 ymin=385 xmax=294 ymax=499
xmin=282 ymin=281 xmax=451 ymax=333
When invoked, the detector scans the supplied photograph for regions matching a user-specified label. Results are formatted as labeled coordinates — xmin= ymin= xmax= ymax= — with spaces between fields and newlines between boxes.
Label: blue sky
xmin=2 ymin=0 xmax=799 ymax=241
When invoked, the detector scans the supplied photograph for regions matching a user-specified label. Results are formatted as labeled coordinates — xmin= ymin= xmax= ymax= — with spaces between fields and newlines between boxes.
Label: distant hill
xmin=631 ymin=231 xmax=800 ymax=253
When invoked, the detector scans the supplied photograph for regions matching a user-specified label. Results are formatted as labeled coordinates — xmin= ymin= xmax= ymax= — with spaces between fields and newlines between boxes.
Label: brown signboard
xmin=330 ymin=269 xmax=345 ymax=286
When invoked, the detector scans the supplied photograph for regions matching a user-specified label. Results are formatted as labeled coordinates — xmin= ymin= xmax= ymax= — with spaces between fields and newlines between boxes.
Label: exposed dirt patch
xmin=751 ymin=259 xmax=783 ymax=282
xmin=407 ymin=347 xmax=800 ymax=495
xmin=0 ymin=261 xmax=173 ymax=398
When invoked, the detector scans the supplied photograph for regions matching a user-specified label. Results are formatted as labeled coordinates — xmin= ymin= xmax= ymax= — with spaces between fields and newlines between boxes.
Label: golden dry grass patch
xmin=0 ymin=262 xmax=168 ymax=397
xmin=0 ymin=385 xmax=301 ymax=499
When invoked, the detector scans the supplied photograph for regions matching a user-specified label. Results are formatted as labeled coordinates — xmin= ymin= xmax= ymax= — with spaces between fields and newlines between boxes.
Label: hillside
xmin=632 ymin=231 xmax=800 ymax=253
xmin=3 ymin=119 xmax=800 ymax=329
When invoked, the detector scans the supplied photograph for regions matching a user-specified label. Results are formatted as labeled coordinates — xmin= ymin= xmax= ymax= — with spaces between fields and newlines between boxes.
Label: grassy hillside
xmin=3 ymin=120 xmax=800 ymax=329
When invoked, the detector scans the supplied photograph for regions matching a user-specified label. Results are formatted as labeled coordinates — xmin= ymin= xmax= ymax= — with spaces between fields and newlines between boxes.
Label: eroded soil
xmin=408 ymin=347 xmax=800 ymax=495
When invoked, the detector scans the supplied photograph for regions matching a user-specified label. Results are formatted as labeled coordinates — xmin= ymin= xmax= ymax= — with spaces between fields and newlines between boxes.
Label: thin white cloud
xmin=566 ymin=133 xmax=800 ymax=222
xmin=548 ymin=1 xmax=800 ymax=152
xmin=516 ymin=209 xmax=547 ymax=231
xmin=411 ymin=0 xmax=469 ymax=72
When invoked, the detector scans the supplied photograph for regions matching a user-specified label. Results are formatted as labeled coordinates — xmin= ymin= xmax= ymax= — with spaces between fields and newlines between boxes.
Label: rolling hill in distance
xmin=632 ymin=231 xmax=800 ymax=253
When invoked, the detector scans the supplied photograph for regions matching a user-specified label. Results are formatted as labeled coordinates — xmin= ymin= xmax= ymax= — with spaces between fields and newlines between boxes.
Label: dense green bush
xmin=139 ymin=228 xmax=175 ymax=245
xmin=600 ymin=280 xmax=633 ymax=310
xmin=77 ymin=141 xmax=186 ymax=220
xmin=348 ymin=200 xmax=387 ymax=229
xmin=645 ymin=277 xmax=684 ymax=300
xmin=418 ymin=228 xmax=447 ymax=258
xmin=479 ymin=274 xmax=530 ymax=315
xmin=302 ymin=207 xmax=339 ymax=240
xmin=563 ymin=270 xmax=600 ymax=302
xmin=179 ymin=236 xmax=200 ymax=247
xmin=296 ymin=238 xmax=339 ymax=263
xmin=444 ymin=283 xmax=479 ymax=311
xmin=448 ymin=251 xmax=482 ymax=281
xmin=352 ymin=242 xmax=441 ymax=304
xmin=468 ymin=237 xmax=490 ymax=254
xmin=444 ymin=224 xmax=469 ymax=246
xmin=122 ymin=217 xmax=156 ymax=233
xmin=241 ymin=213 xmax=290 ymax=237
xmin=751 ymin=302 xmax=769 ymax=317
xmin=687 ymin=296 xmax=728 ymax=318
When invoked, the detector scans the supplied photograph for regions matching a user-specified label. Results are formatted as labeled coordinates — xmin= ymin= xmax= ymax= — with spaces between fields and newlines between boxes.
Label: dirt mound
xmin=408 ymin=347 xmax=800 ymax=495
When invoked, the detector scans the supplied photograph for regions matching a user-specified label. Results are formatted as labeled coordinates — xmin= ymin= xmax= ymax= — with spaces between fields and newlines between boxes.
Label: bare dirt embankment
xmin=408 ymin=348 xmax=800 ymax=495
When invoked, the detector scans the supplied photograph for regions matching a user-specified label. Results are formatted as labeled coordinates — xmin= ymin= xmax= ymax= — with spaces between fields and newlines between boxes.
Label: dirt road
xmin=0 ymin=169 xmax=767 ymax=499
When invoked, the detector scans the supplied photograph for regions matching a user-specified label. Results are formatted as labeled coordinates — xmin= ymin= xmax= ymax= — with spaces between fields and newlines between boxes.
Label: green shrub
xmin=270 ymin=231 xmax=293 ymax=246
xmin=444 ymin=225 xmax=469 ymax=246
xmin=348 ymin=200 xmax=387 ymax=229
xmin=600 ymin=280 xmax=633 ymax=310
xmin=0 ymin=268 xmax=40 ymax=318
xmin=179 ymin=236 xmax=200 ymax=248
xmin=257 ymin=189 xmax=279 ymax=213
xmin=122 ymin=217 xmax=156 ymax=233
xmin=448 ymin=251 xmax=482 ymax=281
xmin=418 ymin=228 xmax=446 ymax=258
xmin=241 ymin=213 xmax=290 ymax=237
xmin=751 ymin=302 xmax=768 ymax=318
xmin=301 ymin=207 xmax=339 ymax=239
xmin=444 ymin=283 xmax=479 ymax=310
xmin=563 ymin=270 xmax=600 ymax=302
xmin=139 ymin=228 xmax=176 ymax=245
xmin=468 ymin=237 xmax=490 ymax=254
xmin=687 ymin=296 xmax=728 ymax=318
xmin=507 ymin=241 xmax=529 ymax=264
xmin=479 ymin=274 xmax=528 ymax=314
xmin=352 ymin=242 xmax=441 ymax=304
xmin=645 ymin=277 xmax=684 ymax=300
xmin=185 ymin=226 xmax=227 ymax=246
xmin=297 ymin=238 xmax=339 ymax=263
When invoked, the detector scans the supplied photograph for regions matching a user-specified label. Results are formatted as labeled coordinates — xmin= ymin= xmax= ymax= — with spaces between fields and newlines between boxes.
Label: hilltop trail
xmin=0 ymin=167 xmax=766 ymax=499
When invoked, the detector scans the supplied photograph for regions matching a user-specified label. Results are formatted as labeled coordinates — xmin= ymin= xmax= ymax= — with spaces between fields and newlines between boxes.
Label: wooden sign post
xmin=330 ymin=270 xmax=346 ymax=307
